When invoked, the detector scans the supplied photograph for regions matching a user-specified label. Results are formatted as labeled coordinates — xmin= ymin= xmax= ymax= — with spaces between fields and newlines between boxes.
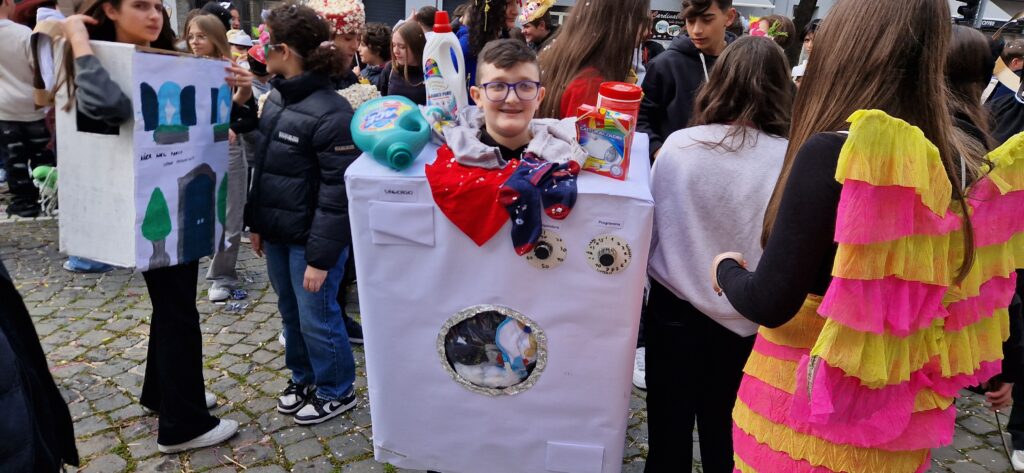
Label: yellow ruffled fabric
xmin=983 ymin=131 xmax=1024 ymax=194
xmin=913 ymin=389 xmax=953 ymax=412
xmin=733 ymin=399 xmax=930 ymax=473
xmin=833 ymin=234 xmax=952 ymax=285
xmin=945 ymin=232 xmax=1024 ymax=303
xmin=836 ymin=110 xmax=951 ymax=215
xmin=734 ymin=455 xmax=758 ymax=473
xmin=758 ymin=296 xmax=825 ymax=350
xmin=812 ymin=310 xmax=1007 ymax=388
xmin=744 ymin=349 xmax=799 ymax=394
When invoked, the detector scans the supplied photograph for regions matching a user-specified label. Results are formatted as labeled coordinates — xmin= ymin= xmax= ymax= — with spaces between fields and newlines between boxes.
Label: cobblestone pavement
xmin=0 ymin=216 xmax=1019 ymax=473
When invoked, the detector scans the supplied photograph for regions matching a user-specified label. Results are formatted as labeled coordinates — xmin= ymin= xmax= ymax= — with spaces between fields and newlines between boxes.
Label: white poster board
xmin=57 ymin=41 xmax=229 ymax=271
xmin=346 ymin=135 xmax=655 ymax=473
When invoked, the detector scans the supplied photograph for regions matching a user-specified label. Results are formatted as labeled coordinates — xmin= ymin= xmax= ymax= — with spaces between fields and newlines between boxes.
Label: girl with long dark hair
xmin=458 ymin=0 xmax=518 ymax=92
xmin=645 ymin=36 xmax=793 ymax=472
xmin=59 ymin=0 xmax=253 ymax=453
xmin=711 ymin=0 xmax=1023 ymax=470
xmin=536 ymin=0 xmax=650 ymax=118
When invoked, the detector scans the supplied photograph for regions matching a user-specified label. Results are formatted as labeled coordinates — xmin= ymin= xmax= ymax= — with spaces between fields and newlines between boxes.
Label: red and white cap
xmin=305 ymin=0 xmax=365 ymax=35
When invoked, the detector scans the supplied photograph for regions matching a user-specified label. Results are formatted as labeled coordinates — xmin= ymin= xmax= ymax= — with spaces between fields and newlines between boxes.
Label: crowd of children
xmin=1 ymin=0 xmax=1023 ymax=471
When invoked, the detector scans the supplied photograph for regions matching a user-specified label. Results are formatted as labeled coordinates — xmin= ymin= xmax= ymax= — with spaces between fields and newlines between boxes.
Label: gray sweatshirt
xmin=647 ymin=124 xmax=787 ymax=337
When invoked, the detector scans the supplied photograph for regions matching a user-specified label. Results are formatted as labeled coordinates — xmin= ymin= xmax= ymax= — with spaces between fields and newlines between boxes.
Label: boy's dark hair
xmin=415 ymin=6 xmax=437 ymax=30
xmin=1001 ymin=39 xmax=1024 ymax=64
xmin=361 ymin=22 xmax=392 ymax=62
xmin=477 ymin=38 xmax=538 ymax=79
xmin=527 ymin=11 xmax=554 ymax=29
xmin=266 ymin=4 xmax=344 ymax=78
xmin=800 ymin=18 xmax=821 ymax=42
xmin=681 ymin=0 xmax=732 ymax=19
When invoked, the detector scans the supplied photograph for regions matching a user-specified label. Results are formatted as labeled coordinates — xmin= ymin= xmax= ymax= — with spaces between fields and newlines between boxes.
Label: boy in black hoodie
xmin=637 ymin=0 xmax=736 ymax=156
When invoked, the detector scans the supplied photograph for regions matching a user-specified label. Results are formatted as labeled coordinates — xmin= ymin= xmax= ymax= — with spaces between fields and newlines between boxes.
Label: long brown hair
xmin=947 ymin=25 xmax=996 ymax=151
xmin=536 ymin=0 xmax=650 ymax=118
xmin=187 ymin=14 xmax=231 ymax=59
xmin=59 ymin=0 xmax=177 ymax=109
xmin=394 ymin=20 xmax=425 ymax=84
xmin=689 ymin=36 xmax=793 ymax=149
xmin=760 ymin=0 xmax=981 ymax=281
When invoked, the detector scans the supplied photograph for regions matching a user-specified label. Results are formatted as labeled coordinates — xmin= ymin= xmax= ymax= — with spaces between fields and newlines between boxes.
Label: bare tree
xmin=786 ymin=0 xmax=819 ymax=66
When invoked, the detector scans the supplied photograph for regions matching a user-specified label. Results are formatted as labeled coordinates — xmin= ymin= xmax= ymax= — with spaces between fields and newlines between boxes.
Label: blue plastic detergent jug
xmin=351 ymin=96 xmax=431 ymax=171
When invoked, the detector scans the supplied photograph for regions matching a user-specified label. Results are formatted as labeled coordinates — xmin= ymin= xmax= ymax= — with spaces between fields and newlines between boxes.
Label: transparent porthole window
xmin=437 ymin=305 xmax=547 ymax=396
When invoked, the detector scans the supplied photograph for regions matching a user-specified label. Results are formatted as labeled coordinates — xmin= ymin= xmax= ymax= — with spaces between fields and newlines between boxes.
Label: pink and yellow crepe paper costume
xmin=733 ymin=110 xmax=1024 ymax=472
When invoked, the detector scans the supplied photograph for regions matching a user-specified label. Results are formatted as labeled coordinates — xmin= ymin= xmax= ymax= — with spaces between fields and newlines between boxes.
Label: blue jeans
xmin=264 ymin=242 xmax=355 ymax=400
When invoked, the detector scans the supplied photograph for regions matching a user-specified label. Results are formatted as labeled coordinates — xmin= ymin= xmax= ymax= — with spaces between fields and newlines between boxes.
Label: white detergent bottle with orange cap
xmin=422 ymin=10 xmax=468 ymax=121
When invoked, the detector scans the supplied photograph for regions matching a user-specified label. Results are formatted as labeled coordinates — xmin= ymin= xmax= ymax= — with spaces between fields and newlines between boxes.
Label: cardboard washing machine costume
xmin=346 ymin=115 xmax=653 ymax=472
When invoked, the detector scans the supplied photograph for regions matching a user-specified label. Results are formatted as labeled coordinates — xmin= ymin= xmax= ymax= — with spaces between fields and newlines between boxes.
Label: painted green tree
xmin=142 ymin=187 xmax=172 ymax=268
xmin=216 ymin=174 xmax=228 ymax=252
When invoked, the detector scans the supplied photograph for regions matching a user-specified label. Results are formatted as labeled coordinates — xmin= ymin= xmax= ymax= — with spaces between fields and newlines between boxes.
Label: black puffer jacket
xmin=637 ymin=33 xmax=735 ymax=156
xmin=245 ymin=72 xmax=360 ymax=270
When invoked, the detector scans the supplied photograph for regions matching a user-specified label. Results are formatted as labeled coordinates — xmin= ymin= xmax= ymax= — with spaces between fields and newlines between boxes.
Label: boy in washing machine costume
xmin=425 ymin=39 xmax=589 ymax=255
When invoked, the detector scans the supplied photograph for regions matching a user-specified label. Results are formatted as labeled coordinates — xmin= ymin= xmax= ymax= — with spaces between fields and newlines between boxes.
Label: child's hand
xmin=226 ymin=64 xmax=254 ymax=104
xmin=303 ymin=265 xmax=328 ymax=293
xmin=986 ymin=381 xmax=1013 ymax=411
xmin=710 ymin=252 xmax=746 ymax=296
xmin=63 ymin=15 xmax=98 ymax=57
xmin=250 ymin=233 xmax=263 ymax=257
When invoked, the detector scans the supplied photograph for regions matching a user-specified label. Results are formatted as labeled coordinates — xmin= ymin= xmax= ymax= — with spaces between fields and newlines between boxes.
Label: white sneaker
xmin=632 ymin=347 xmax=646 ymax=390
xmin=158 ymin=418 xmax=238 ymax=454
xmin=208 ymin=286 xmax=231 ymax=302
xmin=1012 ymin=449 xmax=1024 ymax=471
xmin=279 ymin=332 xmax=286 ymax=347
xmin=142 ymin=391 xmax=217 ymax=414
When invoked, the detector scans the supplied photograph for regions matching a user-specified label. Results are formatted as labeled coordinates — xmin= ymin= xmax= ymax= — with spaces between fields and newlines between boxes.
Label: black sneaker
xmin=293 ymin=390 xmax=357 ymax=425
xmin=277 ymin=380 xmax=313 ymax=414
xmin=344 ymin=315 xmax=364 ymax=345
xmin=6 ymin=200 xmax=40 ymax=218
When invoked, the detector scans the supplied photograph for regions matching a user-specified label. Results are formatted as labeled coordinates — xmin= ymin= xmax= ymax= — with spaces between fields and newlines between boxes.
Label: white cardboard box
xmin=346 ymin=134 xmax=654 ymax=473
xmin=56 ymin=41 xmax=230 ymax=270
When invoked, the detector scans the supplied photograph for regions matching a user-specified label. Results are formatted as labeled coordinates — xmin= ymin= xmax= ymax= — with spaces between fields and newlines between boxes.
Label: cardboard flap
xmin=545 ymin=442 xmax=604 ymax=473
xmin=369 ymin=201 xmax=435 ymax=247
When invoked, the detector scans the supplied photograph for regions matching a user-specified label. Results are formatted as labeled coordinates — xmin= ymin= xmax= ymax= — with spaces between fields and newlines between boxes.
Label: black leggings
xmin=139 ymin=262 xmax=218 ymax=445
xmin=643 ymin=280 xmax=755 ymax=473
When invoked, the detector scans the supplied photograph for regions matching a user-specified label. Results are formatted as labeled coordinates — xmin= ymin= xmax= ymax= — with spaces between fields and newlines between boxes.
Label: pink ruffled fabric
xmin=784 ymin=357 xmax=958 ymax=449
xmin=818 ymin=277 xmax=948 ymax=336
xmin=753 ymin=336 xmax=806 ymax=362
xmin=968 ymin=179 xmax=1024 ymax=247
xmin=928 ymin=360 xmax=1003 ymax=398
xmin=835 ymin=180 xmax=960 ymax=245
xmin=739 ymin=374 xmax=955 ymax=451
xmin=945 ymin=274 xmax=1018 ymax=331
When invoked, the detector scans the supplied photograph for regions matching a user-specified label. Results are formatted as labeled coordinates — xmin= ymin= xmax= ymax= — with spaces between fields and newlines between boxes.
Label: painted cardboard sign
xmin=57 ymin=41 xmax=229 ymax=271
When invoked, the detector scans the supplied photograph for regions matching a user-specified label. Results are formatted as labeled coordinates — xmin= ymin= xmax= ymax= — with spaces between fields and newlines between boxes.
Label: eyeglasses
xmin=480 ymin=80 xmax=542 ymax=102
xmin=263 ymin=42 xmax=302 ymax=59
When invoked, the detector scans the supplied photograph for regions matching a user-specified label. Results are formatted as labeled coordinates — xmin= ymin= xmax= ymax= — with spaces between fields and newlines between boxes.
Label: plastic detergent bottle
xmin=351 ymin=96 xmax=431 ymax=171
xmin=422 ymin=11 xmax=468 ymax=121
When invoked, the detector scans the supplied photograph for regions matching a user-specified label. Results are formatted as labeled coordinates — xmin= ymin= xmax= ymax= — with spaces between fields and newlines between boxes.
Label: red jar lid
xmin=599 ymin=82 xmax=642 ymax=101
